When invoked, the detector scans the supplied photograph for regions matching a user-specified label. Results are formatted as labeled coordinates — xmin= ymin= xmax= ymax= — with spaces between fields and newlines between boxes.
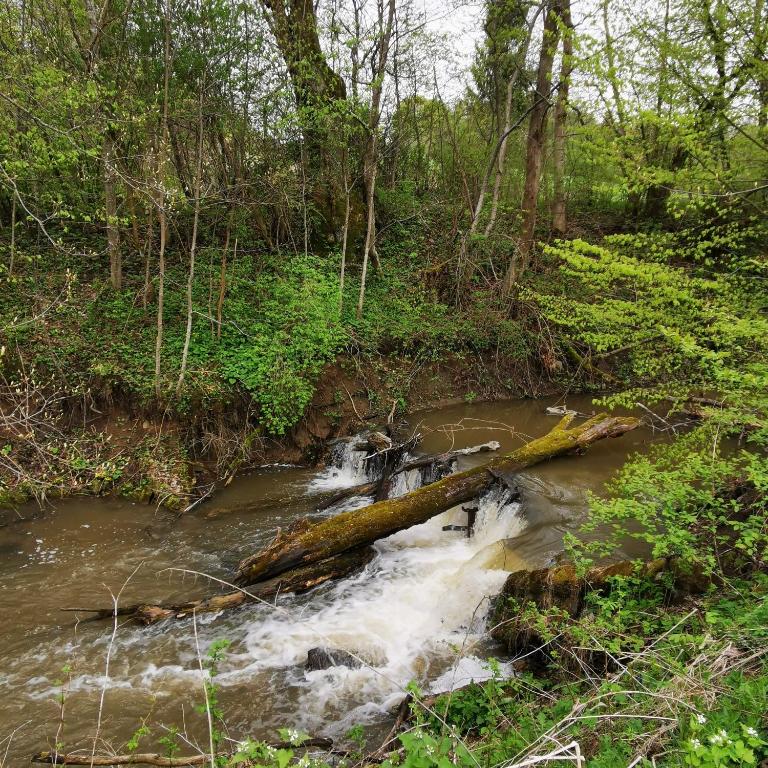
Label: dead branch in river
xmin=64 ymin=546 xmax=375 ymax=625
xmin=235 ymin=413 xmax=639 ymax=586
xmin=32 ymin=737 xmax=336 ymax=766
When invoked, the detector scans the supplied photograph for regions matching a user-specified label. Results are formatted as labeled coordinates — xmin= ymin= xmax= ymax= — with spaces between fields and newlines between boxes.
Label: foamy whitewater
xmin=7 ymin=441 xmax=525 ymax=740
xmin=211 ymin=449 xmax=525 ymax=733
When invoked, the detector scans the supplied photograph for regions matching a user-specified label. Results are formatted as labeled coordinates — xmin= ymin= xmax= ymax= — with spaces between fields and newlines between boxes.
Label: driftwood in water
xmin=315 ymin=440 xmax=501 ymax=512
xmin=392 ymin=440 xmax=500 ymax=475
xmin=314 ymin=481 xmax=379 ymax=511
xmin=235 ymin=413 xmax=639 ymax=586
xmin=65 ymin=547 xmax=375 ymax=625
xmin=32 ymin=738 xmax=335 ymax=766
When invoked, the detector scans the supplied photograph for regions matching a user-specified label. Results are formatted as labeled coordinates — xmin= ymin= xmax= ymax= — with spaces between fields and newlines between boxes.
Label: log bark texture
xmin=66 ymin=546 xmax=375 ymax=625
xmin=235 ymin=413 xmax=639 ymax=586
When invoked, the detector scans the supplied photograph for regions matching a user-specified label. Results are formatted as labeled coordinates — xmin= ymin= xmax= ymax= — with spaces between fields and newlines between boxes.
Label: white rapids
xmin=212 ymin=452 xmax=525 ymax=733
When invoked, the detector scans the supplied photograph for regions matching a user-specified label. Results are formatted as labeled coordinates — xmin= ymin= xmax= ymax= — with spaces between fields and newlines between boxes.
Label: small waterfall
xmin=229 ymin=483 xmax=525 ymax=732
xmin=387 ymin=466 xmax=422 ymax=498
xmin=312 ymin=430 xmax=459 ymax=506
xmin=309 ymin=438 xmax=371 ymax=490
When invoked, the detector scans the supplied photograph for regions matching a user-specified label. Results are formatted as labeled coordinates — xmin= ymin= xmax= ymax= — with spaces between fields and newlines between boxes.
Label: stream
xmin=0 ymin=397 xmax=656 ymax=762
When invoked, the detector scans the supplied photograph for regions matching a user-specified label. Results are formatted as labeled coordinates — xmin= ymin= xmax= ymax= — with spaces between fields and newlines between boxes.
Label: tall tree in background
xmin=552 ymin=0 xmax=573 ymax=234
xmin=458 ymin=0 xmax=539 ymax=288
xmin=504 ymin=0 xmax=561 ymax=291
xmin=259 ymin=0 xmax=351 ymax=236
xmin=357 ymin=0 xmax=396 ymax=318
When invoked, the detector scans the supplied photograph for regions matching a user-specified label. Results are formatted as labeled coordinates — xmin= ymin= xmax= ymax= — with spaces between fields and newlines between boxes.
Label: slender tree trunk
xmin=339 ymin=167 xmax=351 ymax=316
xmin=357 ymin=156 xmax=377 ymax=318
xmin=602 ymin=0 xmax=626 ymax=130
xmin=552 ymin=0 xmax=573 ymax=234
xmin=103 ymin=134 xmax=122 ymax=290
xmin=356 ymin=0 xmax=396 ymax=318
xmin=154 ymin=0 xmax=171 ymax=397
xmin=484 ymin=78 xmax=515 ymax=237
xmin=216 ymin=221 xmax=231 ymax=340
xmin=176 ymin=85 xmax=204 ymax=395
xmin=9 ymin=195 xmax=15 ymax=277
xmin=142 ymin=207 xmax=153 ymax=310
xmin=459 ymin=1 xmax=542 ymax=284
xmin=504 ymin=2 xmax=561 ymax=292
xmin=126 ymin=185 xmax=142 ymax=252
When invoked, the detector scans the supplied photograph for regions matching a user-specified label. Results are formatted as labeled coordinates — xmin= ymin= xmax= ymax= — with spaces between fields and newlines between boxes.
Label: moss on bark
xmin=235 ymin=413 xmax=640 ymax=585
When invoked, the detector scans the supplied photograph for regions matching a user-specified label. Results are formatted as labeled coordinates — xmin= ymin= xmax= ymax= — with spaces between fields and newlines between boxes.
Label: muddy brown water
xmin=0 ymin=397 xmax=658 ymax=763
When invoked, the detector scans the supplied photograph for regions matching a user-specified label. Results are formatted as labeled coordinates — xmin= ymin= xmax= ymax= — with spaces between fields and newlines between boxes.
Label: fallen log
xmin=64 ymin=546 xmax=375 ymax=625
xmin=235 ymin=413 xmax=639 ymax=586
xmin=315 ymin=441 xmax=501 ymax=512
xmin=32 ymin=738 xmax=335 ymax=766
xmin=314 ymin=481 xmax=378 ymax=511
xmin=392 ymin=440 xmax=501 ymax=475
xmin=489 ymin=558 xmax=710 ymax=671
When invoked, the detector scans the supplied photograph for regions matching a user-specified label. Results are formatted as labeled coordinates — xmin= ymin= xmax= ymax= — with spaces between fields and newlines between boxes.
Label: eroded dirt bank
xmin=1 ymin=351 xmax=570 ymax=514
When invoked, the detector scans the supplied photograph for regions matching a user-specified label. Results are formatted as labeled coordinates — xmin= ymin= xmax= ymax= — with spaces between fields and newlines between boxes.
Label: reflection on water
xmin=0 ymin=396 xmax=656 ymax=760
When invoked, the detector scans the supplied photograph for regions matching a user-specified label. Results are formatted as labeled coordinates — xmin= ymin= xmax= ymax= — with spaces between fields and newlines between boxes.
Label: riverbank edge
xmin=0 ymin=349 xmax=584 ymax=515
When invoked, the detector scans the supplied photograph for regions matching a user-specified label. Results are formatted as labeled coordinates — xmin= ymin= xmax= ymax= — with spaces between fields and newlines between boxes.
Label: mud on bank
xmin=0 ymin=349 xmax=572 ymax=514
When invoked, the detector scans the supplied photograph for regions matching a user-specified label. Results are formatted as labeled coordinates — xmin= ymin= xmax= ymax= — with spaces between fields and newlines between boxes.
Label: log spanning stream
xmin=0 ymin=397 xmax=655 ymax=763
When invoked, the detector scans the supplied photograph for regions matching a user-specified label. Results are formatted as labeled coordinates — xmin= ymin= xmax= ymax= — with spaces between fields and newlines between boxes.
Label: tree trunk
xmin=483 ymin=78 xmax=515 ymax=238
xmin=176 ymin=86 xmax=204 ymax=395
xmin=216 ymin=227 xmax=231 ymax=340
xmin=260 ymin=0 xmax=351 ymax=235
xmin=551 ymin=0 xmax=573 ymax=235
xmin=504 ymin=1 xmax=560 ymax=291
xmin=236 ymin=412 xmax=638 ymax=586
xmin=357 ymin=0 xmax=396 ymax=318
xmin=9 ymin=194 xmax=15 ymax=276
xmin=103 ymin=134 xmax=122 ymax=290
xmin=338 ymin=170 xmax=351 ymax=316
xmin=154 ymin=0 xmax=171 ymax=398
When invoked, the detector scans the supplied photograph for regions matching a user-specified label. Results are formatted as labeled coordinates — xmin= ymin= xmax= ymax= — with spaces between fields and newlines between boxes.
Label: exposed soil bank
xmin=1 ymin=350 xmax=570 ymax=513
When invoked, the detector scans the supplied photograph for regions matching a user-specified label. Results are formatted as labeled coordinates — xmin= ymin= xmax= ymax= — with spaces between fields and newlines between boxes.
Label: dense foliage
xmin=1 ymin=0 xmax=768 ymax=759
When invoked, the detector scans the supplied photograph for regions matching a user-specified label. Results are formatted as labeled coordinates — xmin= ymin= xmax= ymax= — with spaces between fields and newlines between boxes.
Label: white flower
xmin=690 ymin=739 xmax=701 ymax=749
xmin=696 ymin=714 xmax=707 ymax=725
xmin=746 ymin=727 xmax=758 ymax=738
xmin=709 ymin=733 xmax=725 ymax=746
xmin=425 ymin=746 xmax=435 ymax=756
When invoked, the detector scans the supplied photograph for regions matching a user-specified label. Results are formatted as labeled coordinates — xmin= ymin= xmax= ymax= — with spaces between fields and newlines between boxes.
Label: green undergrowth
xmin=0 ymin=236 xmax=542 ymax=438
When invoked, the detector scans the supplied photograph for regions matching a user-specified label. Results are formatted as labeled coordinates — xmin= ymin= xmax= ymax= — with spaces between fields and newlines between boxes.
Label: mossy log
xmin=235 ymin=413 xmax=639 ymax=586
xmin=64 ymin=547 xmax=375 ymax=625
xmin=489 ymin=558 xmax=710 ymax=667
